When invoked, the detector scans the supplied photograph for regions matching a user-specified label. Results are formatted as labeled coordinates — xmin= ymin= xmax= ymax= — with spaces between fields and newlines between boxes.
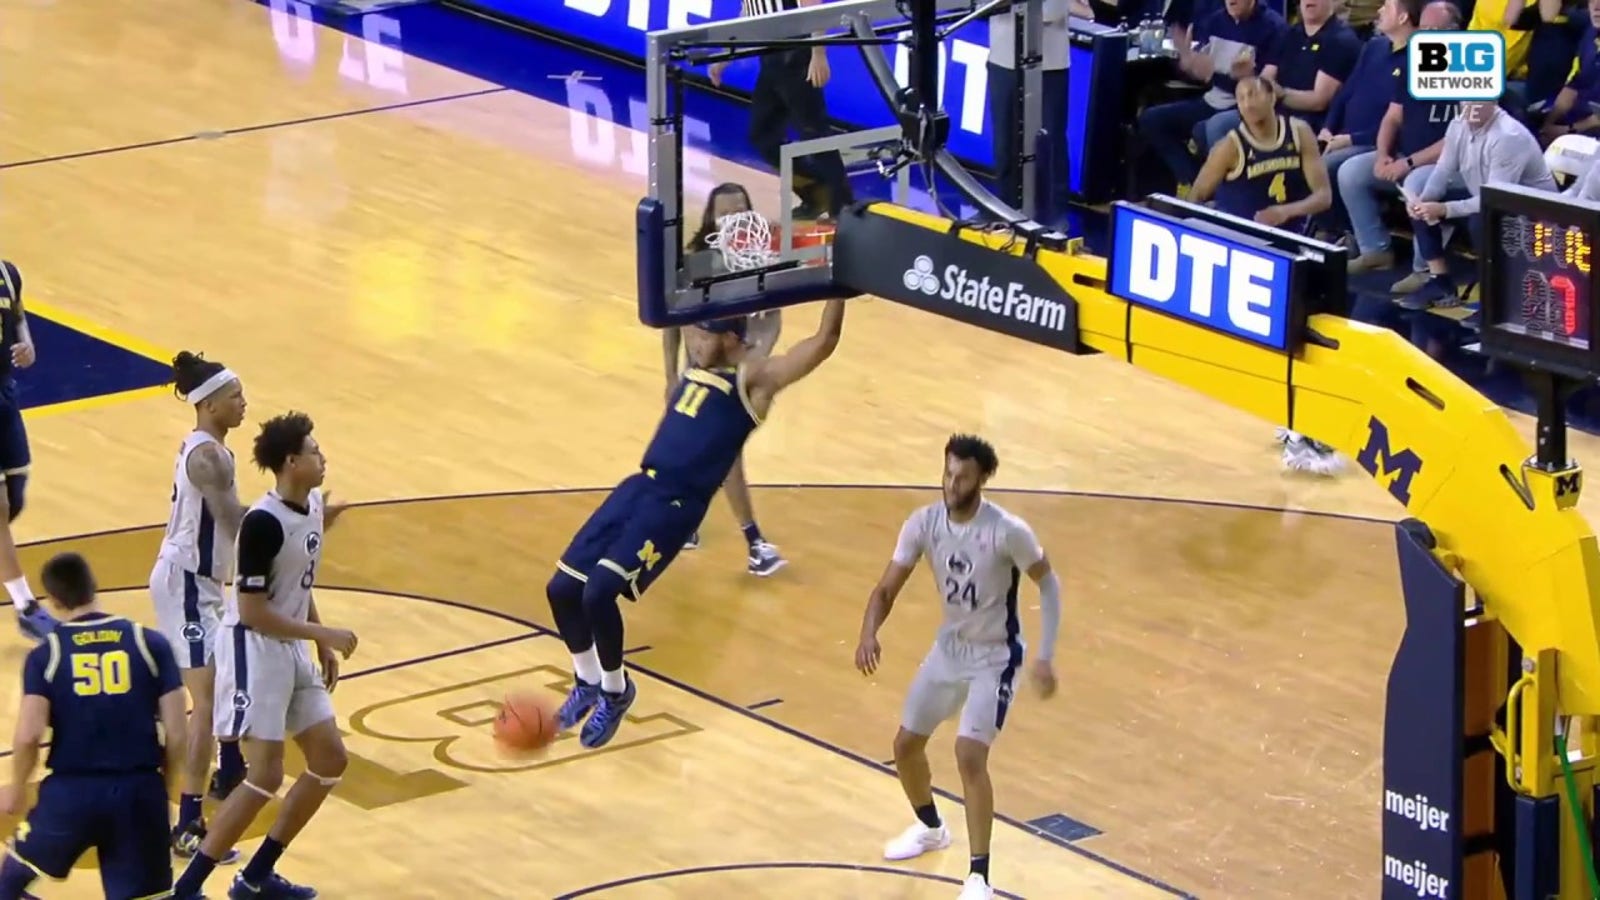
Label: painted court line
xmin=0 ymin=88 xmax=508 ymax=172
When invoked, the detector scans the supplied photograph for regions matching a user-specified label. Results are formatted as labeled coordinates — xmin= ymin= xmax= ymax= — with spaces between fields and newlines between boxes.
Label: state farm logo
xmin=904 ymin=255 xmax=940 ymax=294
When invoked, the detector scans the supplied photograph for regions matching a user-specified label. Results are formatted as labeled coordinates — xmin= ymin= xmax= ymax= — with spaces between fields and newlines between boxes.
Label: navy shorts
xmin=9 ymin=772 xmax=171 ymax=900
xmin=555 ymin=472 xmax=708 ymax=600
xmin=0 ymin=382 xmax=28 ymax=479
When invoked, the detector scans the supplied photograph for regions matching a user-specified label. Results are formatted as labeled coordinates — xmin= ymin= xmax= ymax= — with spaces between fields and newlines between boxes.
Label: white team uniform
xmin=213 ymin=489 xmax=334 ymax=742
xmin=893 ymin=499 xmax=1044 ymax=746
xmin=149 ymin=431 xmax=236 ymax=669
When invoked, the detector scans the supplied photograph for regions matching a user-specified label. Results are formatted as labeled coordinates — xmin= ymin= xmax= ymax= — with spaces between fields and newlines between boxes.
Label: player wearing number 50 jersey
xmin=0 ymin=553 xmax=189 ymax=900
xmin=855 ymin=435 xmax=1062 ymax=900
xmin=547 ymin=298 xmax=846 ymax=751
xmin=174 ymin=413 xmax=355 ymax=900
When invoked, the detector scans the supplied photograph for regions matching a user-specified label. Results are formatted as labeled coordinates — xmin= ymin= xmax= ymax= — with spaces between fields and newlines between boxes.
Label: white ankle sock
xmin=6 ymin=577 xmax=35 ymax=612
xmin=571 ymin=647 xmax=602 ymax=685
xmin=600 ymin=667 xmax=626 ymax=694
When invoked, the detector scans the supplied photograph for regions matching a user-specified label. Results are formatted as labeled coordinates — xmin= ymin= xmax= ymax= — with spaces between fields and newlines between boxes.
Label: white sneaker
xmin=957 ymin=874 xmax=994 ymax=899
xmin=1282 ymin=436 xmax=1344 ymax=476
xmin=882 ymin=821 xmax=951 ymax=860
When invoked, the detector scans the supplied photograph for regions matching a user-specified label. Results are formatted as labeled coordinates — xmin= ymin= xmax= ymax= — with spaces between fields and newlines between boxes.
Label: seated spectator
xmin=1402 ymin=100 xmax=1557 ymax=308
xmin=1198 ymin=0 xmax=1361 ymax=153
xmin=1315 ymin=0 xmax=1420 ymax=241
xmin=1470 ymin=0 xmax=1537 ymax=99
xmin=1335 ymin=0 xmax=1461 ymax=288
xmin=1138 ymin=0 xmax=1288 ymax=191
xmin=1190 ymin=76 xmax=1333 ymax=230
xmin=1499 ymin=0 xmax=1577 ymax=108
xmin=1537 ymin=0 xmax=1600 ymax=141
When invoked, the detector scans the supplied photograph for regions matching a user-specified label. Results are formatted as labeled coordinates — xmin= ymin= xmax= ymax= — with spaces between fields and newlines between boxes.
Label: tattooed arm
xmin=186 ymin=442 xmax=245 ymax=538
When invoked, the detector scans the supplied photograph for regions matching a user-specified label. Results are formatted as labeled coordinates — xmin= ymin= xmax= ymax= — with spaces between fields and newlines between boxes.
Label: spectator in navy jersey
xmin=1138 ymin=0 xmax=1288 ymax=190
xmin=1336 ymin=0 xmax=1460 ymax=289
xmin=1537 ymin=0 xmax=1600 ymax=141
xmin=1196 ymin=0 xmax=1361 ymax=155
xmin=1315 ymin=0 xmax=1419 ymax=239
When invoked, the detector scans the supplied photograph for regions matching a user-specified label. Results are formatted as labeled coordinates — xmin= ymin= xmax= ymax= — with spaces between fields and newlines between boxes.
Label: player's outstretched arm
xmin=747 ymin=298 xmax=845 ymax=410
xmin=188 ymin=442 xmax=246 ymax=538
xmin=1188 ymin=133 xmax=1240 ymax=205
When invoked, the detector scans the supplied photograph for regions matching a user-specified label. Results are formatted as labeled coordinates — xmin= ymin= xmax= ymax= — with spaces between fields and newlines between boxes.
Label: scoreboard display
xmin=1480 ymin=184 xmax=1600 ymax=376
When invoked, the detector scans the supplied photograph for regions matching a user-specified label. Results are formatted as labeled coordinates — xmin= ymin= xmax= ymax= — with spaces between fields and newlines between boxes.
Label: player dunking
xmin=854 ymin=436 xmax=1061 ymax=900
xmin=673 ymin=182 xmax=787 ymax=576
xmin=153 ymin=352 xmax=251 ymax=861
xmin=0 ymin=553 xmax=189 ymax=900
xmin=174 ymin=413 xmax=355 ymax=900
xmin=0 ymin=262 xmax=58 ymax=642
xmin=548 ymin=298 xmax=847 ymax=749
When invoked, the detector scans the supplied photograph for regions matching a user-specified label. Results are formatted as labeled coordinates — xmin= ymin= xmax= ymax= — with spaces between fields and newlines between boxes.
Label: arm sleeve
xmin=890 ymin=509 xmax=926 ymax=568
xmin=21 ymin=644 xmax=48 ymax=697
xmin=1004 ymin=517 xmax=1047 ymax=571
xmin=236 ymin=509 xmax=285 ymax=593
xmin=143 ymin=630 xmax=184 ymax=695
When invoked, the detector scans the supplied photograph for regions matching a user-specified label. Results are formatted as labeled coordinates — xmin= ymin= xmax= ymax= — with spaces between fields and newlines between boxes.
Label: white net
xmin=705 ymin=210 xmax=778 ymax=272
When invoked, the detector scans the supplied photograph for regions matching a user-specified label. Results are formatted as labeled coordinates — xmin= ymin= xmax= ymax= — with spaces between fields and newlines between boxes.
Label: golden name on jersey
xmin=1244 ymin=154 xmax=1301 ymax=180
xmin=70 ymin=629 xmax=122 ymax=646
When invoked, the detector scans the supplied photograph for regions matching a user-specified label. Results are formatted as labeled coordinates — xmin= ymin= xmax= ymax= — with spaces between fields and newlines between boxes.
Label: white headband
xmin=186 ymin=368 xmax=239 ymax=405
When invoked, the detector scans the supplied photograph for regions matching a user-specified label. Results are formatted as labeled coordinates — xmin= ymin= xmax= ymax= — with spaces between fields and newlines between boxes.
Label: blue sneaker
xmin=17 ymin=603 xmax=56 ymax=642
xmin=580 ymin=676 xmax=637 ymax=749
xmin=172 ymin=819 xmax=241 ymax=863
xmin=557 ymin=678 xmax=601 ymax=731
xmin=229 ymin=872 xmax=317 ymax=899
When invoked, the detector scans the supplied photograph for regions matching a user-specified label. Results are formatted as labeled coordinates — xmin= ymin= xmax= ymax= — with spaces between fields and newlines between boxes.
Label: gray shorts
xmin=900 ymin=637 xmax=1023 ymax=746
xmin=148 ymin=559 xmax=222 ymax=671
xmin=213 ymin=624 xmax=334 ymax=742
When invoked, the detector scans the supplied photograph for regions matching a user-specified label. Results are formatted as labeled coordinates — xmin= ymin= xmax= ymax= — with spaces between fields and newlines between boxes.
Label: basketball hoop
xmin=705 ymin=210 xmax=779 ymax=273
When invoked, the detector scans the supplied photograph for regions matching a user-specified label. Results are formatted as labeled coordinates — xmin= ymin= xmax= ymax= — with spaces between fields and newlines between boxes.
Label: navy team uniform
xmin=0 ymin=263 xmax=31 ymax=503
xmin=556 ymin=365 xmax=760 ymax=596
xmin=1214 ymin=115 xmax=1310 ymax=232
xmin=8 ymin=614 xmax=181 ymax=900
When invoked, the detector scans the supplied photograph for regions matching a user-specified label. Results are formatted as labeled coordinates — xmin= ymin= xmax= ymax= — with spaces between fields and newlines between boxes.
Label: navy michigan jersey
xmin=25 ymin=612 xmax=182 ymax=774
xmin=1214 ymin=115 xmax=1309 ymax=226
xmin=0 ymin=261 xmax=24 ymax=382
xmin=639 ymin=365 xmax=761 ymax=503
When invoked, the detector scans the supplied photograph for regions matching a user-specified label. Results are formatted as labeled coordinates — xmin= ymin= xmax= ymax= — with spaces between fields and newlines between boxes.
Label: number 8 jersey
xmin=222 ymin=489 xmax=324 ymax=632
xmin=892 ymin=499 xmax=1045 ymax=649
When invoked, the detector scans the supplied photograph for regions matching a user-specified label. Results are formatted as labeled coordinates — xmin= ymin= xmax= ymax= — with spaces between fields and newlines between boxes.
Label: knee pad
xmin=303 ymin=768 xmax=342 ymax=787
xmin=5 ymin=475 xmax=24 ymax=523
xmin=581 ymin=566 xmax=629 ymax=615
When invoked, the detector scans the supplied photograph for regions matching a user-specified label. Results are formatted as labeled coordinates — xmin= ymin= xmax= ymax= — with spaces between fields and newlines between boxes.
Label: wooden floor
xmin=6 ymin=1 xmax=1600 ymax=897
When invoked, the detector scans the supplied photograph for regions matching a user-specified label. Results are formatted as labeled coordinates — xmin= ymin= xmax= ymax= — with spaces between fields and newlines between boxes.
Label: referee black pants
xmin=749 ymin=49 xmax=853 ymax=217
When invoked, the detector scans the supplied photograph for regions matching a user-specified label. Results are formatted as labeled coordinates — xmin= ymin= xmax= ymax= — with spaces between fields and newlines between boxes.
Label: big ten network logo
xmin=1108 ymin=207 xmax=1292 ymax=349
xmin=1408 ymin=30 xmax=1506 ymax=101
xmin=1356 ymin=415 xmax=1425 ymax=506
xmin=268 ymin=0 xmax=408 ymax=95
xmin=891 ymin=35 xmax=991 ymax=136
xmin=345 ymin=664 xmax=702 ymax=774
xmin=564 ymin=79 xmax=717 ymax=197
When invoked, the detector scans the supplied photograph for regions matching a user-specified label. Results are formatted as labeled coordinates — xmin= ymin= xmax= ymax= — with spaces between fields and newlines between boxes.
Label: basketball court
xmin=3 ymin=0 xmax=1598 ymax=896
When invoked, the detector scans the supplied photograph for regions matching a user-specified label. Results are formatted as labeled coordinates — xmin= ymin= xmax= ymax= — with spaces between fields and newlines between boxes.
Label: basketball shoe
xmin=883 ymin=821 xmax=951 ymax=860
xmin=748 ymin=540 xmax=786 ymax=576
xmin=1282 ymin=431 xmax=1343 ymax=476
xmin=958 ymin=874 xmax=995 ymax=899
xmin=580 ymin=676 xmax=637 ymax=749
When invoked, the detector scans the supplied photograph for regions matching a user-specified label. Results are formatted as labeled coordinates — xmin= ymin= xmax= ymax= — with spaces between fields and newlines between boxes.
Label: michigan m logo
xmin=1356 ymin=415 xmax=1424 ymax=506
xmin=637 ymin=539 xmax=662 ymax=572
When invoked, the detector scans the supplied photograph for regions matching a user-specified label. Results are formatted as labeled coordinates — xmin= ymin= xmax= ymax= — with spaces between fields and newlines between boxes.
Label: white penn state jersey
xmin=156 ymin=431 xmax=236 ymax=580
xmin=892 ymin=499 xmax=1044 ymax=646
xmin=223 ymin=489 xmax=323 ymax=631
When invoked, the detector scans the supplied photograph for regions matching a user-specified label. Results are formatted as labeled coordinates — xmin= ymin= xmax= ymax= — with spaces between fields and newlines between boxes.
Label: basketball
xmin=494 ymin=692 xmax=559 ymax=754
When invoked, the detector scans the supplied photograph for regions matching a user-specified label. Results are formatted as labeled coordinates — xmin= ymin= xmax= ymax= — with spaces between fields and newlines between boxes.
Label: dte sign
xmin=1107 ymin=206 xmax=1294 ymax=349
xmin=1408 ymin=31 xmax=1505 ymax=101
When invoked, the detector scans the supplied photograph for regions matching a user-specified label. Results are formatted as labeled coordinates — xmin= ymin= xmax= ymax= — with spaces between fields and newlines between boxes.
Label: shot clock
xmin=1479 ymin=184 xmax=1600 ymax=377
